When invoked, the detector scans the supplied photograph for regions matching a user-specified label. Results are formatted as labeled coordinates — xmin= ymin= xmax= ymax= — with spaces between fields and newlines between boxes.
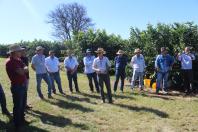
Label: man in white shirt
xmin=131 ymin=48 xmax=146 ymax=91
xmin=45 ymin=50 xmax=65 ymax=95
xmin=83 ymin=49 xmax=100 ymax=93
xmin=93 ymin=48 xmax=112 ymax=103
xmin=64 ymin=50 xmax=80 ymax=93
xmin=177 ymin=47 xmax=196 ymax=95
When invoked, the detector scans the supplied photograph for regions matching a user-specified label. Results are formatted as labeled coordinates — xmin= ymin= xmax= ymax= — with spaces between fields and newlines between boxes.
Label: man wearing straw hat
xmin=83 ymin=49 xmax=100 ymax=93
xmin=31 ymin=46 xmax=53 ymax=99
xmin=64 ymin=49 xmax=80 ymax=93
xmin=131 ymin=48 xmax=146 ymax=91
xmin=93 ymin=48 xmax=113 ymax=103
xmin=113 ymin=50 xmax=128 ymax=93
xmin=6 ymin=44 xmax=28 ymax=130
xmin=155 ymin=47 xmax=174 ymax=94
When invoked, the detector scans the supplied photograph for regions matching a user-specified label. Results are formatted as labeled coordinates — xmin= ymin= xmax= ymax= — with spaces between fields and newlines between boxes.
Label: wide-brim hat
xmin=116 ymin=50 xmax=125 ymax=55
xmin=36 ymin=46 xmax=44 ymax=51
xmin=95 ymin=48 xmax=106 ymax=54
xmin=7 ymin=45 xmax=24 ymax=54
xmin=134 ymin=48 xmax=142 ymax=53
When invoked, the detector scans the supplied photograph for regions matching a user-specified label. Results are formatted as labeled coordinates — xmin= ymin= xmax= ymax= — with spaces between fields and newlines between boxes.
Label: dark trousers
xmin=98 ymin=74 xmax=112 ymax=103
xmin=11 ymin=84 xmax=26 ymax=127
xmin=86 ymin=72 xmax=100 ymax=93
xmin=49 ymin=72 xmax=63 ymax=93
xmin=67 ymin=71 xmax=79 ymax=92
xmin=182 ymin=69 xmax=193 ymax=93
xmin=0 ymin=84 xmax=8 ymax=113
xmin=114 ymin=69 xmax=125 ymax=92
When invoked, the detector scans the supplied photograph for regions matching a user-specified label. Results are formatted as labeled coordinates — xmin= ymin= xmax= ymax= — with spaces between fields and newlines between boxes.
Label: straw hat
xmin=36 ymin=46 xmax=44 ymax=51
xmin=95 ymin=48 xmax=106 ymax=54
xmin=116 ymin=50 xmax=125 ymax=55
xmin=134 ymin=48 xmax=142 ymax=53
xmin=7 ymin=45 xmax=24 ymax=54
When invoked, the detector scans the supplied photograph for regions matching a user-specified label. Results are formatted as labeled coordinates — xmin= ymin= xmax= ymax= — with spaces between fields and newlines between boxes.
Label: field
xmin=0 ymin=58 xmax=198 ymax=132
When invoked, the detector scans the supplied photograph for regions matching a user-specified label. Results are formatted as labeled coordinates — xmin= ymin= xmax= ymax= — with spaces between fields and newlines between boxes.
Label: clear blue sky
xmin=0 ymin=0 xmax=198 ymax=44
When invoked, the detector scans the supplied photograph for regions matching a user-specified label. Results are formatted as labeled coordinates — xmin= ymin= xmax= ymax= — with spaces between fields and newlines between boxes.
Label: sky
xmin=0 ymin=0 xmax=198 ymax=44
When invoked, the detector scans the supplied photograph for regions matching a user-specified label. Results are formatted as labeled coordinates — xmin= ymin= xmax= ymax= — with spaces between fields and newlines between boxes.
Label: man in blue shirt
xmin=113 ymin=50 xmax=128 ymax=93
xmin=83 ymin=49 xmax=99 ymax=93
xmin=31 ymin=46 xmax=52 ymax=99
xmin=177 ymin=47 xmax=196 ymax=95
xmin=155 ymin=47 xmax=174 ymax=94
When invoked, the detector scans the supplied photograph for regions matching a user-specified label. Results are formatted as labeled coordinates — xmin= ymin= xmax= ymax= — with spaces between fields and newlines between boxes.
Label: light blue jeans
xmin=156 ymin=72 xmax=169 ymax=92
xmin=131 ymin=71 xmax=144 ymax=89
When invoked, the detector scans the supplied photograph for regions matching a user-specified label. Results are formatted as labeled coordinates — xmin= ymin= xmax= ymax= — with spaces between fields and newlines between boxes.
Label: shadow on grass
xmin=141 ymin=93 xmax=174 ymax=100
xmin=114 ymin=103 xmax=169 ymax=118
xmin=65 ymin=94 xmax=97 ymax=104
xmin=44 ymin=98 xmax=94 ymax=113
xmin=28 ymin=110 xmax=89 ymax=130
xmin=0 ymin=119 xmax=48 ymax=132
xmin=80 ymin=93 xmax=101 ymax=100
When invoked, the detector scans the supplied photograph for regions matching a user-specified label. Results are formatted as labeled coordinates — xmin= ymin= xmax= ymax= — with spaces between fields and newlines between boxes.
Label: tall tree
xmin=48 ymin=3 xmax=93 ymax=41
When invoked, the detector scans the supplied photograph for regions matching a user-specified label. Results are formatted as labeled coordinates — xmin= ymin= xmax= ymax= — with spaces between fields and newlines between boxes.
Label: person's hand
xmin=156 ymin=67 xmax=160 ymax=72
xmin=24 ymin=66 xmax=29 ymax=73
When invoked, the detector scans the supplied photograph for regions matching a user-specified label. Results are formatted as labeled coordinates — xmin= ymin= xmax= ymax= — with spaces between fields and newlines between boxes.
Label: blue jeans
xmin=156 ymin=72 xmax=169 ymax=93
xmin=131 ymin=71 xmax=144 ymax=89
xmin=67 ymin=71 xmax=79 ymax=92
xmin=114 ymin=69 xmax=126 ymax=92
xmin=0 ymin=84 xmax=8 ymax=113
xmin=49 ymin=72 xmax=63 ymax=93
xmin=86 ymin=72 xmax=100 ymax=93
xmin=36 ymin=73 xmax=52 ymax=97
xmin=11 ymin=84 xmax=26 ymax=127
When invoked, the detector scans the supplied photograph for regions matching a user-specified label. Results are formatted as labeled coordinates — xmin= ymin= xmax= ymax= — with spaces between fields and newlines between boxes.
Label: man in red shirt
xmin=6 ymin=44 xmax=28 ymax=131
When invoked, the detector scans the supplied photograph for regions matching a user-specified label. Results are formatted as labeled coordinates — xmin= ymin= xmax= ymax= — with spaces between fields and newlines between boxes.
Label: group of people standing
xmin=0 ymin=44 xmax=196 ymax=131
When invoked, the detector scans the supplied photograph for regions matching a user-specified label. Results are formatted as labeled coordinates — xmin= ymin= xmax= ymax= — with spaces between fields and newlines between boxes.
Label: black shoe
xmin=26 ymin=105 xmax=32 ymax=110
xmin=2 ymin=110 xmax=12 ymax=117
xmin=108 ymin=100 xmax=113 ymax=104
xmin=39 ymin=95 xmax=44 ymax=100
xmin=48 ymin=95 xmax=53 ymax=99
xmin=76 ymin=90 xmax=81 ymax=93
xmin=60 ymin=92 xmax=66 ymax=95
xmin=53 ymin=90 xmax=56 ymax=94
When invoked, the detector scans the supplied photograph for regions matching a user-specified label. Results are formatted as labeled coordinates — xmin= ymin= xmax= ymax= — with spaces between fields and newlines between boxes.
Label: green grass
xmin=0 ymin=57 xmax=198 ymax=132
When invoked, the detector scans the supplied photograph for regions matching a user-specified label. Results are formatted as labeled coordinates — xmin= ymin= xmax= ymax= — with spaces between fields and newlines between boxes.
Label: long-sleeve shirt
xmin=64 ymin=56 xmax=79 ymax=70
xmin=155 ymin=54 xmax=174 ymax=73
xmin=92 ymin=56 xmax=111 ymax=74
xmin=114 ymin=56 xmax=127 ymax=70
xmin=131 ymin=54 xmax=146 ymax=72
xmin=83 ymin=55 xmax=95 ymax=74
xmin=178 ymin=53 xmax=195 ymax=70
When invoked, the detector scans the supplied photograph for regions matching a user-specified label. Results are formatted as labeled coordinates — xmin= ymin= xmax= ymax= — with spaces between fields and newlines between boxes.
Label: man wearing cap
xmin=20 ymin=46 xmax=32 ymax=110
xmin=6 ymin=44 xmax=28 ymax=130
xmin=64 ymin=50 xmax=80 ymax=93
xmin=45 ymin=50 xmax=65 ymax=95
xmin=113 ymin=50 xmax=128 ymax=93
xmin=155 ymin=47 xmax=174 ymax=94
xmin=93 ymin=48 xmax=113 ymax=103
xmin=31 ymin=46 xmax=52 ymax=99
xmin=177 ymin=47 xmax=196 ymax=95
xmin=131 ymin=48 xmax=146 ymax=91
xmin=83 ymin=49 xmax=100 ymax=93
